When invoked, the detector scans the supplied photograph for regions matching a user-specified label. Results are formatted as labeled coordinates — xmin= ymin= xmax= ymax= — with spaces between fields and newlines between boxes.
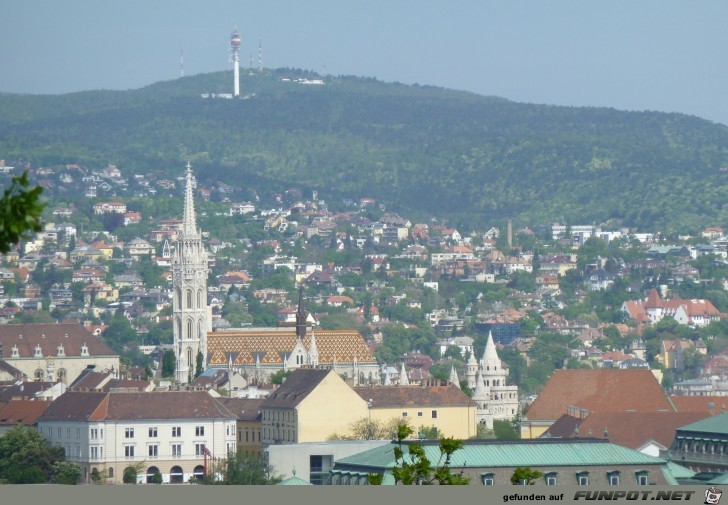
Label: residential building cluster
xmin=0 ymin=160 xmax=727 ymax=485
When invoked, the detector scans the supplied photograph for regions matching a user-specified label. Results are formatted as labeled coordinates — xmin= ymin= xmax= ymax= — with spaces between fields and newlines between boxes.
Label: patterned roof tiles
xmin=207 ymin=329 xmax=376 ymax=367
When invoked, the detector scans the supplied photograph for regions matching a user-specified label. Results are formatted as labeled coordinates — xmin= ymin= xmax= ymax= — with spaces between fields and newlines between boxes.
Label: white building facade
xmin=37 ymin=391 xmax=236 ymax=484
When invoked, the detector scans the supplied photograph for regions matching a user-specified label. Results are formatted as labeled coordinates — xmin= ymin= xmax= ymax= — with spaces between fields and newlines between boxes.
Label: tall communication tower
xmin=230 ymin=28 xmax=241 ymax=97
xmin=258 ymin=39 xmax=263 ymax=74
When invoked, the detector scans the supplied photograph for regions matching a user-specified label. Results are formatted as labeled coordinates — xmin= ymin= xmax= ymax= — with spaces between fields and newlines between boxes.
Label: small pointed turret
xmin=307 ymin=330 xmax=318 ymax=366
xmin=399 ymin=362 xmax=409 ymax=385
xmin=472 ymin=369 xmax=489 ymax=401
xmin=481 ymin=331 xmax=500 ymax=371
xmin=449 ymin=365 xmax=460 ymax=388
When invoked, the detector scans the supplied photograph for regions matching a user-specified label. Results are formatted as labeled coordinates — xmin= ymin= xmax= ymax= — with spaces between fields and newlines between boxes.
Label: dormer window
xmin=11 ymin=345 xmax=18 ymax=358
xmin=81 ymin=343 xmax=89 ymax=357
xmin=34 ymin=345 xmax=43 ymax=358
xmin=57 ymin=344 xmax=65 ymax=357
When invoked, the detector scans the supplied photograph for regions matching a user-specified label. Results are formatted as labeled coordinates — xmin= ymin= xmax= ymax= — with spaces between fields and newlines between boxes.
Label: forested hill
xmin=1 ymin=68 xmax=727 ymax=232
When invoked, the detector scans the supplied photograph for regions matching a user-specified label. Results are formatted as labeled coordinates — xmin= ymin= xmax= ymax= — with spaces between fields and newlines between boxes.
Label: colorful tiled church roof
xmin=206 ymin=329 xmax=376 ymax=367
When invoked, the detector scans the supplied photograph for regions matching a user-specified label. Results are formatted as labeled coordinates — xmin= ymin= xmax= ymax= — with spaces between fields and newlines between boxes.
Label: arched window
xmin=170 ymin=465 xmax=184 ymax=484
xmin=146 ymin=466 xmax=161 ymax=484
xmin=187 ymin=348 xmax=193 ymax=369
xmin=193 ymin=465 xmax=205 ymax=482
xmin=197 ymin=289 xmax=203 ymax=309
xmin=34 ymin=369 xmax=44 ymax=381
xmin=57 ymin=369 xmax=67 ymax=383
xmin=187 ymin=320 xmax=193 ymax=339
xmin=186 ymin=290 xmax=192 ymax=309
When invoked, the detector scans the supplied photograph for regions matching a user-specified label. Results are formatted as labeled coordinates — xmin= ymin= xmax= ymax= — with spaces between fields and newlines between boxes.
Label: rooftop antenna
xmin=180 ymin=49 xmax=184 ymax=78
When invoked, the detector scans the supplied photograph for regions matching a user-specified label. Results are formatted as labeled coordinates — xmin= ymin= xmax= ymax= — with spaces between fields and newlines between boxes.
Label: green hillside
xmin=1 ymin=68 xmax=727 ymax=231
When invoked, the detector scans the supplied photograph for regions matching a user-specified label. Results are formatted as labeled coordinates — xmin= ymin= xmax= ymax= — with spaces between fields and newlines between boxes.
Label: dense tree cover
xmin=3 ymin=70 xmax=728 ymax=231
xmin=0 ymin=426 xmax=66 ymax=484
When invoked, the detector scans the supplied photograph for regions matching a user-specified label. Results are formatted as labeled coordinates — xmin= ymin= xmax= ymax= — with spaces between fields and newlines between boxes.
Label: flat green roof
xmin=335 ymin=440 xmax=668 ymax=470
xmin=678 ymin=413 xmax=728 ymax=435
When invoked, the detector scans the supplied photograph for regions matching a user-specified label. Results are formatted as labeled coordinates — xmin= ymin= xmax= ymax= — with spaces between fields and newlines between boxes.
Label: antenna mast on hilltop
xmin=258 ymin=38 xmax=263 ymax=73
xmin=180 ymin=49 xmax=185 ymax=78
xmin=230 ymin=27 xmax=241 ymax=97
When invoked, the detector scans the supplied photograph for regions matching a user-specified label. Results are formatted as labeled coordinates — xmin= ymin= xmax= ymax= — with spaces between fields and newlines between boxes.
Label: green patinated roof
xmin=708 ymin=474 xmax=728 ymax=484
xmin=276 ymin=475 xmax=313 ymax=486
xmin=334 ymin=440 xmax=668 ymax=471
xmin=677 ymin=412 xmax=728 ymax=435
xmin=661 ymin=461 xmax=694 ymax=485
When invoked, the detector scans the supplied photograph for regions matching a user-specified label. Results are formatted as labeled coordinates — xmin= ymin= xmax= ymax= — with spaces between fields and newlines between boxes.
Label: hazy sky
xmin=2 ymin=1 xmax=727 ymax=125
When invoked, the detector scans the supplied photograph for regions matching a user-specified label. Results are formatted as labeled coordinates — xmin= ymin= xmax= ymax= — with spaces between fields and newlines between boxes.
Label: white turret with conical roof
xmin=481 ymin=331 xmax=500 ymax=372
xmin=307 ymin=329 xmax=319 ymax=366
xmin=449 ymin=365 xmax=460 ymax=389
xmin=466 ymin=351 xmax=478 ymax=390
xmin=173 ymin=162 xmax=211 ymax=383
xmin=399 ymin=362 xmax=409 ymax=385
xmin=475 ymin=330 xmax=519 ymax=428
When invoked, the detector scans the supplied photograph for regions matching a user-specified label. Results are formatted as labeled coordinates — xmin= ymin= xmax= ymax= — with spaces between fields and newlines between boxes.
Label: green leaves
xmin=0 ymin=171 xmax=45 ymax=254
xmin=386 ymin=421 xmax=470 ymax=485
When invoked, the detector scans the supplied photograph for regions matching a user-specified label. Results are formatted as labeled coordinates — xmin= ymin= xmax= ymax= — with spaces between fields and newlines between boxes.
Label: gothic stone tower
xmin=173 ymin=163 xmax=211 ymax=383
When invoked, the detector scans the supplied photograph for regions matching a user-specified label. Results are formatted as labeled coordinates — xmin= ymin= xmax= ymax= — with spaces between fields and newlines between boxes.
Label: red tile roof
xmin=39 ymin=391 xmax=235 ymax=422
xmin=0 ymin=323 xmax=116 ymax=358
xmin=567 ymin=411 xmax=710 ymax=449
xmin=0 ymin=399 xmax=52 ymax=426
xmin=525 ymin=369 xmax=674 ymax=421
xmin=670 ymin=395 xmax=728 ymax=414
xmin=353 ymin=384 xmax=476 ymax=408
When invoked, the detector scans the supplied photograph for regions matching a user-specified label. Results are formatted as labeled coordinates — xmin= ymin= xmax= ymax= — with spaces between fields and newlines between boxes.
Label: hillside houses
xmin=1 ymin=163 xmax=727 ymax=458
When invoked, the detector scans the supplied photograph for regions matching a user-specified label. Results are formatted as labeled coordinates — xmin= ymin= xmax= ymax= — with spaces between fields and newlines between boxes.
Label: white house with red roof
xmin=622 ymin=289 xmax=725 ymax=328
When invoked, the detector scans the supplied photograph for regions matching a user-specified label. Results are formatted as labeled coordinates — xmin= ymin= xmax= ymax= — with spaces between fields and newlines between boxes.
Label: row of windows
xmin=402 ymin=410 xmax=438 ymax=419
xmin=123 ymin=426 xmax=203 ymax=439
xmin=239 ymin=428 xmax=261 ymax=444
xmin=46 ymin=424 xmax=234 ymax=444
xmin=123 ymin=443 xmax=221 ymax=459
xmin=263 ymin=410 xmax=296 ymax=422
xmin=263 ymin=427 xmax=296 ymax=442
xmin=481 ymin=471 xmax=649 ymax=486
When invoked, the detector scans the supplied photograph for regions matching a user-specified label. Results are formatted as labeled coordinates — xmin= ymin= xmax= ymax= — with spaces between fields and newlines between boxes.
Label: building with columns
xmin=173 ymin=163 xmax=212 ymax=383
xmin=466 ymin=332 xmax=519 ymax=428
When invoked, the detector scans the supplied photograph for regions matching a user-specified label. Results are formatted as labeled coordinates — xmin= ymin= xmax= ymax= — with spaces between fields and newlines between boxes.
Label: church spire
xmin=296 ymin=284 xmax=307 ymax=340
xmin=182 ymin=162 xmax=198 ymax=237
